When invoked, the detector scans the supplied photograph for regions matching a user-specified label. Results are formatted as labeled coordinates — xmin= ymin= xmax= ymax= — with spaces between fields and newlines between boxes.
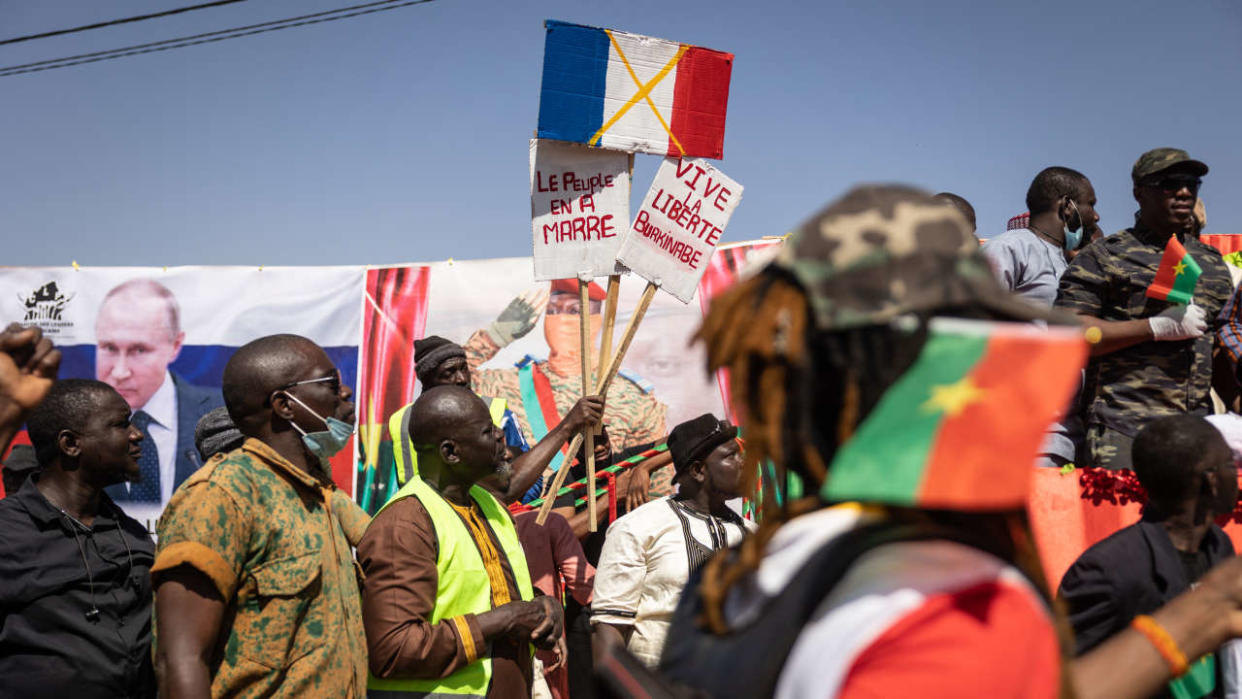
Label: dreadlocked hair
xmin=692 ymin=269 xmax=1078 ymax=696
xmin=692 ymin=268 xmax=928 ymax=633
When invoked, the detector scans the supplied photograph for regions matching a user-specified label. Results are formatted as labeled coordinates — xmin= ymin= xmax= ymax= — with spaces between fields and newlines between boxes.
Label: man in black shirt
xmin=1059 ymin=414 xmax=1238 ymax=697
xmin=0 ymin=378 xmax=156 ymax=698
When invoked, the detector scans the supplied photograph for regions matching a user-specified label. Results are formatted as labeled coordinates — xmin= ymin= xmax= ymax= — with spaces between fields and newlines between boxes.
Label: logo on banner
xmin=19 ymin=281 xmax=75 ymax=335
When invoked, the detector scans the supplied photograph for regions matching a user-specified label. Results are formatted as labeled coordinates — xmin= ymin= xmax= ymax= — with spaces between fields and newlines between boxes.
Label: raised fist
xmin=0 ymin=323 xmax=62 ymax=423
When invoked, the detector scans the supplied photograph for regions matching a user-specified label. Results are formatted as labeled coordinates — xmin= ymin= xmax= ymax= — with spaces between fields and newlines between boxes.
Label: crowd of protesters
xmin=5 ymin=146 xmax=1242 ymax=698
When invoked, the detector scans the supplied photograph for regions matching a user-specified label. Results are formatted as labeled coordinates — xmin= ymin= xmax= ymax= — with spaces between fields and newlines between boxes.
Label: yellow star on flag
xmin=1172 ymin=260 xmax=1188 ymax=277
xmin=921 ymin=377 xmax=987 ymax=417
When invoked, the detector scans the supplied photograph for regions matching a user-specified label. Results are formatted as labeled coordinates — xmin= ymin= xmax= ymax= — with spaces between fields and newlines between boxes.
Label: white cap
xmin=1206 ymin=413 xmax=1242 ymax=460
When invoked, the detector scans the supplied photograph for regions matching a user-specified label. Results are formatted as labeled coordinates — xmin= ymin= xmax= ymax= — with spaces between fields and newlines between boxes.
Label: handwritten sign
xmin=530 ymin=139 xmax=630 ymax=281
xmin=616 ymin=158 xmax=742 ymax=302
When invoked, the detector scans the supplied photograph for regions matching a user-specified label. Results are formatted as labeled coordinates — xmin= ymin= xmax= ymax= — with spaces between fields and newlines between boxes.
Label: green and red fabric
xmin=821 ymin=318 xmax=1087 ymax=510
xmin=518 ymin=361 xmax=571 ymax=472
xmin=1146 ymin=236 xmax=1202 ymax=305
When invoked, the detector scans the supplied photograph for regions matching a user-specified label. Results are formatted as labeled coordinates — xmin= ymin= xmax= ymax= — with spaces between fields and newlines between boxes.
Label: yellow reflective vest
xmin=366 ymin=475 xmax=534 ymax=697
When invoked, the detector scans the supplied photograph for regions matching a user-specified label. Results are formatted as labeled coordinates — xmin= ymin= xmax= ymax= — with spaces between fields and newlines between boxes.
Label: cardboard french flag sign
xmin=537 ymin=20 xmax=733 ymax=159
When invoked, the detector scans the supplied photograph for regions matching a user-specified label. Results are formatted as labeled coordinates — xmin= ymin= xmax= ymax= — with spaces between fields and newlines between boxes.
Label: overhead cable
xmin=0 ymin=0 xmax=436 ymax=78
xmin=0 ymin=0 xmax=249 ymax=47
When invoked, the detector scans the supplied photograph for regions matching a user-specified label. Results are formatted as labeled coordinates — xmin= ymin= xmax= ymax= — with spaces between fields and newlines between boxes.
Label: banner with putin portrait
xmin=0 ymin=266 xmax=364 ymax=529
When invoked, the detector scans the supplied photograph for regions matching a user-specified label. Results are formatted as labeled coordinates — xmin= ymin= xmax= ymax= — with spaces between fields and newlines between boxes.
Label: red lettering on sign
xmin=703 ymin=178 xmax=721 ymax=201
xmin=685 ymin=166 xmax=706 ymax=191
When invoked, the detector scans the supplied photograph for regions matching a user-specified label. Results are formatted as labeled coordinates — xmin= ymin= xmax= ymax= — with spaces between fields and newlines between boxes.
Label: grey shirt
xmin=982 ymin=228 xmax=1067 ymax=309
xmin=983 ymin=228 xmax=1078 ymax=463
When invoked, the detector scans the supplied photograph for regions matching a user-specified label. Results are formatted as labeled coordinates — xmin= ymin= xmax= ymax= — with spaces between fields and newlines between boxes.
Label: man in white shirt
xmin=983 ymin=167 xmax=1100 ymax=467
xmin=97 ymin=279 xmax=222 ymax=506
xmin=591 ymin=414 xmax=755 ymax=668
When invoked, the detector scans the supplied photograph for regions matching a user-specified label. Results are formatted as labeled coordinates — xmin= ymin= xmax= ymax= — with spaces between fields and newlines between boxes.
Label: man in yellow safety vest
xmin=359 ymin=385 xmax=563 ymax=698
xmin=389 ymin=335 xmax=601 ymax=505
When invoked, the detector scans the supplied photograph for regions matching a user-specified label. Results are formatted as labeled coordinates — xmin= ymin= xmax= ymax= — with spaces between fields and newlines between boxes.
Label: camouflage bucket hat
xmin=1132 ymin=148 xmax=1208 ymax=183
xmin=772 ymin=185 xmax=1074 ymax=331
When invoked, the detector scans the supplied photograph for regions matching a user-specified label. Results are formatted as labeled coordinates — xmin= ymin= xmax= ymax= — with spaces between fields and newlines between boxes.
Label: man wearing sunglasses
xmin=151 ymin=334 xmax=369 ymax=697
xmin=1055 ymin=148 xmax=1234 ymax=470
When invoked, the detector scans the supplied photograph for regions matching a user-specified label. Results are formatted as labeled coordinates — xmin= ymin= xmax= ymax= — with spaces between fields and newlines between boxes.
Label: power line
xmin=1 ymin=0 xmax=418 ymax=73
xmin=0 ymin=0 xmax=249 ymax=47
xmin=0 ymin=0 xmax=436 ymax=78
xmin=2 ymin=0 xmax=413 ymax=74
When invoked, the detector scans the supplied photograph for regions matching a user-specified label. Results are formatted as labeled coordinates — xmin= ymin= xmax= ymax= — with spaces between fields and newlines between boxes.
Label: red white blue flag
xmin=537 ymin=20 xmax=734 ymax=159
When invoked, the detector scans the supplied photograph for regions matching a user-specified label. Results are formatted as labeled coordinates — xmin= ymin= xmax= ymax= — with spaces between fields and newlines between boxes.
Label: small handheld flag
xmin=1146 ymin=236 xmax=1202 ymax=305
xmin=820 ymin=318 xmax=1087 ymax=510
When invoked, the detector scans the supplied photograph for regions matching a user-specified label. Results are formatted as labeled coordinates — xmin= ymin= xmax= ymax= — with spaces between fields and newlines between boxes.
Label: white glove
xmin=1149 ymin=303 xmax=1207 ymax=341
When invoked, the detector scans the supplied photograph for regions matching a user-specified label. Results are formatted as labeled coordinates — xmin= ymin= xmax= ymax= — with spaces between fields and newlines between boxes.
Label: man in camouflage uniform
xmin=465 ymin=278 xmax=670 ymax=493
xmin=152 ymin=334 xmax=369 ymax=697
xmin=1055 ymin=148 xmax=1233 ymax=470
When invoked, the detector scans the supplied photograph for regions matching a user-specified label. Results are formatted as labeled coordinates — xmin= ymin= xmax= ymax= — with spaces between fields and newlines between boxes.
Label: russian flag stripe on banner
xmin=537 ymin=20 xmax=733 ymax=159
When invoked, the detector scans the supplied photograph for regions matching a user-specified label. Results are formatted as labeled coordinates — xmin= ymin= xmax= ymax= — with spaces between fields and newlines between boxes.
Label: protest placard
xmin=530 ymin=139 xmax=631 ymax=281
xmin=537 ymin=20 xmax=733 ymax=159
xmin=616 ymin=157 xmax=743 ymax=303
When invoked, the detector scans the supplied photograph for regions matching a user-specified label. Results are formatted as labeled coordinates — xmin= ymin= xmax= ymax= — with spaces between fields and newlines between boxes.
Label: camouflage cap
xmin=771 ymin=185 xmax=1073 ymax=331
xmin=1131 ymin=148 xmax=1208 ymax=183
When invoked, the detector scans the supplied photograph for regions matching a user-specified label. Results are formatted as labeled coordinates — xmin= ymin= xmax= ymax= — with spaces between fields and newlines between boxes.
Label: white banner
xmin=0 ymin=265 xmax=364 ymax=527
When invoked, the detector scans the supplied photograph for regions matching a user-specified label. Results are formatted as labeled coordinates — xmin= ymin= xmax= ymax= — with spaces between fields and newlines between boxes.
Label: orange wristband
xmin=1131 ymin=614 xmax=1189 ymax=677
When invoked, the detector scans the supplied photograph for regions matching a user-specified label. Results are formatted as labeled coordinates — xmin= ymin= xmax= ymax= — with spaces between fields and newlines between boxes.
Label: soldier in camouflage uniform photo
xmin=465 ymin=278 xmax=672 ymax=495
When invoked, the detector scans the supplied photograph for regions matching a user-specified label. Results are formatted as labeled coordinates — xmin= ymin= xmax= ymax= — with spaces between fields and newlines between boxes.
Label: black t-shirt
xmin=0 ymin=478 xmax=156 ymax=698
xmin=1177 ymin=547 xmax=1211 ymax=587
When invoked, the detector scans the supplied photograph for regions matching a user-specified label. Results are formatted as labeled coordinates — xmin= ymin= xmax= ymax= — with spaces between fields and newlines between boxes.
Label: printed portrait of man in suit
xmin=97 ymin=279 xmax=223 ymax=504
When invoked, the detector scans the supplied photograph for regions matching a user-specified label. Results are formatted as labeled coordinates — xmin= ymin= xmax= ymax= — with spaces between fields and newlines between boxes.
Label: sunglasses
xmin=546 ymin=297 xmax=603 ymax=315
xmin=1141 ymin=175 xmax=1201 ymax=194
xmin=279 ymin=368 xmax=343 ymax=395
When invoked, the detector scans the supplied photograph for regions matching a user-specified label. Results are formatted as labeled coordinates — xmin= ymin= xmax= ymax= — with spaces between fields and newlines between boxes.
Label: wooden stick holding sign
xmin=597 ymin=275 xmax=620 ymax=385
xmin=535 ymin=281 xmax=659 ymax=526
xmin=579 ymin=279 xmax=598 ymax=531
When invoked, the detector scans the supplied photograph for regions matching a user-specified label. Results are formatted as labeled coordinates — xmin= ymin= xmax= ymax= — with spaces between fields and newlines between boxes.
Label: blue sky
xmin=3 ymin=0 xmax=1240 ymax=266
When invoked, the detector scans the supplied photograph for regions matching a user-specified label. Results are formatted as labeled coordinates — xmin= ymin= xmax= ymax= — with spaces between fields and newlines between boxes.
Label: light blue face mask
xmin=283 ymin=392 xmax=354 ymax=464
xmin=1063 ymin=200 xmax=1085 ymax=252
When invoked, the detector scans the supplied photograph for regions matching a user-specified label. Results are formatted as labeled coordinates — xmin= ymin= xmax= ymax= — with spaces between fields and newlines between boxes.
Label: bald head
xmin=99 ymin=278 xmax=181 ymax=337
xmin=409 ymin=385 xmax=491 ymax=451
xmin=408 ymin=385 xmax=504 ymax=486
xmin=222 ymin=334 xmax=324 ymax=434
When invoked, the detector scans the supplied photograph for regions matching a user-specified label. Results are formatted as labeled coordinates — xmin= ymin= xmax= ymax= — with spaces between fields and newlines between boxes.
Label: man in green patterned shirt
xmin=152 ymin=334 xmax=369 ymax=697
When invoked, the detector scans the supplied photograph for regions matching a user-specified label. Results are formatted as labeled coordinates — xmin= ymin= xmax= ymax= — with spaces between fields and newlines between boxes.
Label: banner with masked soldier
xmin=358 ymin=256 xmax=741 ymax=504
